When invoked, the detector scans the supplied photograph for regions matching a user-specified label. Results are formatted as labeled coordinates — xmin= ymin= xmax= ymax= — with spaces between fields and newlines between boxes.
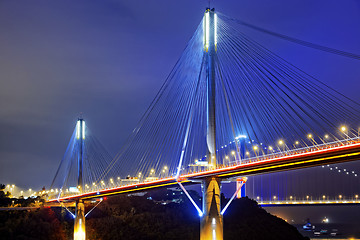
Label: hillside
xmin=0 ymin=189 xmax=309 ymax=240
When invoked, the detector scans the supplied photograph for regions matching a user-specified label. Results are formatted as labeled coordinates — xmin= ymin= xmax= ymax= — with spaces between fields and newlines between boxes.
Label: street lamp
xmin=340 ymin=126 xmax=348 ymax=138
xmin=278 ymin=140 xmax=285 ymax=152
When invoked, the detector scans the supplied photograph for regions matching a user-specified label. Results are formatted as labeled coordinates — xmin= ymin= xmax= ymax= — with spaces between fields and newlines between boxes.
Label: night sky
xmin=1 ymin=0 xmax=360 ymax=190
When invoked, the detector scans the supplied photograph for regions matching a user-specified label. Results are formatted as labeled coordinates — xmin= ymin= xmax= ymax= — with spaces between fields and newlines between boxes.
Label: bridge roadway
xmin=259 ymin=200 xmax=360 ymax=207
xmin=48 ymin=141 xmax=360 ymax=203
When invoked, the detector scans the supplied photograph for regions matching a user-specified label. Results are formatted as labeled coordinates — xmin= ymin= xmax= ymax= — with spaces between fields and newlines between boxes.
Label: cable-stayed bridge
xmin=47 ymin=8 xmax=360 ymax=240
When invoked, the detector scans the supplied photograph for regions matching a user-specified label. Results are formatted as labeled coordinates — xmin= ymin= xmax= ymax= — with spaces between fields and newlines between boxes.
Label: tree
xmin=0 ymin=183 xmax=11 ymax=206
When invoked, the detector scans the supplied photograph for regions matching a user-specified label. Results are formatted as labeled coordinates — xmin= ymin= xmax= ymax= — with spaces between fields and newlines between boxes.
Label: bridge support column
xmin=74 ymin=200 xmax=85 ymax=240
xmin=74 ymin=118 xmax=85 ymax=240
xmin=201 ymin=177 xmax=223 ymax=240
xmin=236 ymin=177 xmax=247 ymax=199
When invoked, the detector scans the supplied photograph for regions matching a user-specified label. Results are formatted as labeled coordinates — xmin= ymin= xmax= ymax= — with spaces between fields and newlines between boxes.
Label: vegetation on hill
xmin=0 ymin=185 xmax=309 ymax=240
xmin=0 ymin=208 xmax=67 ymax=240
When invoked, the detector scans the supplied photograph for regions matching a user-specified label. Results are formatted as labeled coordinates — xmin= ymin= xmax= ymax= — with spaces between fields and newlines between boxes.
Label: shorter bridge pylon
xmin=75 ymin=118 xmax=86 ymax=240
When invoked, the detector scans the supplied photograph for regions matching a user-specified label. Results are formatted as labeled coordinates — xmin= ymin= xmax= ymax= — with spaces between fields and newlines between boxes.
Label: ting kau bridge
xmin=47 ymin=8 xmax=360 ymax=240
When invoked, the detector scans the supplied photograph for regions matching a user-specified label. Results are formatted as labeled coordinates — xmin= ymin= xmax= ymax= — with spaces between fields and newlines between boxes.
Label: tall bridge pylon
xmin=202 ymin=8 xmax=223 ymax=240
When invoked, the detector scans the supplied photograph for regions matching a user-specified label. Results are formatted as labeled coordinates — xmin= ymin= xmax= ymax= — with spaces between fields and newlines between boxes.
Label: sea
xmin=264 ymin=204 xmax=360 ymax=239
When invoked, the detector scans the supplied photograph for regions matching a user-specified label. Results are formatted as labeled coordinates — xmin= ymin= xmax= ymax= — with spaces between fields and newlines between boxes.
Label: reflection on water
xmin=295 ymin=223 xmax=360 ymax=239
xmin=264 ymin=205 xmax=360 ymax=238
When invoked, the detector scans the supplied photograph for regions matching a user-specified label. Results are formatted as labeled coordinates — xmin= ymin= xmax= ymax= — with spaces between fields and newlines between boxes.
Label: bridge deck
xmin=48 ymin=142 xmax=360 ymax=202
xmin=260 ymin=200 xmax=360 ymax=207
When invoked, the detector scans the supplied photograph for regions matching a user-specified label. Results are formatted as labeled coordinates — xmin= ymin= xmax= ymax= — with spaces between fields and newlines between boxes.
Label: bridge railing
xmin=229 ymin=137 xmax=360 ymax=166
xmin=51 ymin=137 xmax=360 ymax=200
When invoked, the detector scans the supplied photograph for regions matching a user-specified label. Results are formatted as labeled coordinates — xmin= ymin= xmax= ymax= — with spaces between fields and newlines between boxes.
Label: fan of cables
xmin=98 ymin=12 xmax=360 ymax=185
xmin=50 ymin=121 xmax=113 ymax=198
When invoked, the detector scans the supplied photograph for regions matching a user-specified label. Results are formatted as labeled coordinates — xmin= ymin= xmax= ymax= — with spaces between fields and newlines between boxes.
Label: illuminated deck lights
xmin=49 ymin=141 xmax=360 ymax=202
